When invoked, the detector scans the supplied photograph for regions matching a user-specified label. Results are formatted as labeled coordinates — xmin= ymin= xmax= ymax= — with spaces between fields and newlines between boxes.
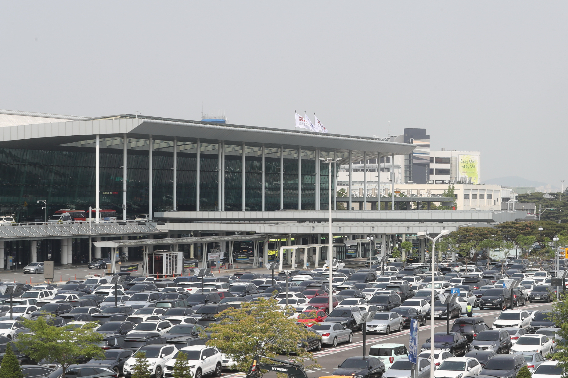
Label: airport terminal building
xmin=0 ymin=110 xmax=523 ymax=270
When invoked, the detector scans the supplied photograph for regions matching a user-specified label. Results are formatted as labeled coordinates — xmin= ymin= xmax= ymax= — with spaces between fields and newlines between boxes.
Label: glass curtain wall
xmin=301 ymin=149 xmax=315 ymax=210
xmin=282 ymin=148 xmax=298 ymax=210
xmin=244 ymin=145 xmax=262 ymax=211
xmin=265 ymin=147 xmax=281 ymax=211
xmin=224 ymin=144 xmax=243 ymax=211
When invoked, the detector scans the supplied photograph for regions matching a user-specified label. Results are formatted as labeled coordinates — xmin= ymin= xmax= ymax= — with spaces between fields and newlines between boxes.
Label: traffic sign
xmin=451 ymin=288 xmax=460 ymax=295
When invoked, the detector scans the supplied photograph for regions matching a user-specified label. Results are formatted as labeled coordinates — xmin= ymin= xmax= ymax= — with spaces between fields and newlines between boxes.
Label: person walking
xmin=466 ymin=303 xmax=473 ymax=317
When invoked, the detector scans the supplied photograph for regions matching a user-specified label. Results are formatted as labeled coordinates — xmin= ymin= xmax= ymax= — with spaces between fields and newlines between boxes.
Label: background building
xmin=429 ymin=150 xmax=481 ymax=184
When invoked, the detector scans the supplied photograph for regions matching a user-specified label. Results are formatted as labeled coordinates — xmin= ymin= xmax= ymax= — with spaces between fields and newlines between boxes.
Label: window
xmin=479 ymin=194 xmax=484 ymax=199
xmin=435 ymin=157 xmax=451 ymax=164
xmin=435 ymin=169 xmax=450 ymax=175
xmin=429 ymin=169 xmax=434 ymax=175
xmin=472 ymin=194 xmax=477 ymax=199
xmin=430 ymin=157 xmax=434 ymax=163
xmin=487 ymin=194 xmax=492 ymax=199
xmin=464 ymin=194 xmax=470 ymax=199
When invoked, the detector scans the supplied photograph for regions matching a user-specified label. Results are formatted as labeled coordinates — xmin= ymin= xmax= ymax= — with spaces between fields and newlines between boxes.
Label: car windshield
xmin=309 ymin=297 xmax=329 ymax=304
xmin=431 ymin=334 xmax=454 ymax=343
xmin=476 ymin=332 xmax=499 ymax=341
xmin=516 ymin=337 xmax=540 ymax=345
xmin=533 ymin=286 xmax=549 ymax=292
xmin=138 ymin=347 xmax=161 ymax=359
xmin=168 ymin=325 xmax=196 ymax=335
xmin=340 ymin=358 xmax=368 ymax=369
xmin=129 ymin=294 xmax=150 ymax=301
xmin=0 ymin=323 xmax=14 ymax=329
xmin=196 ymin=306 xmax=219 ymax=314
xmin=84 ymin=279 xmax=100 ymax=285
xmin=534 ymin=365 xmax=563 ymax=375
xmin=97 ymin=322 xmax=121 ymax=331
xmin=12 ymin=306 xmax=28 ymax=313
xmin=135 ymin=308 xmax=156 ymax=315
xmin=311 ymin=324 xmax=332 ymax=331
xmin=102 ymin=350 xmax=121 ymax=360
xmin=393 ymin=308 xmax=414 ymax=315
xmin=533 ymin=312 xmax=551 ymax=321
xmin=484 ymin=359 xmax=515 ymax=370
xmin=164 ymin=309 xmax=187 ymax=316
xmin=341 ymin=299 xmax=359 ymax=305
xmin=370 ymin=296 xmax=389 ymax=304
xmin=22 ymin=292 xmax=39 ymax=298
xmin=391 ymin=360 xmax=413 ymax=370
xmin=328 ymin=309 xmax=351 ymax=317
xmin=373 ymin=313 xmax=390 ymax=320
xmin=524 ymin=355 xmax=535 ymax=362
xmin=499 ymin=313 xmax=521 ymax=320
xmin=175 ymin=350 xmax=201 ymax=360
xmin=298 ymin=312 xmax=318 ymax=319
xmin=484 ymin=289 xmax=504 ymax=296
xmin=134 ymin=323 xmax=157 ymax=331
xmin=40 ymin=304 xmax=59 ymax=311
xmin=404 ymin=301 xmax=421 ymax=306
xmin=230 ymin=286 xmax=246 ymax=292
xmin=370 ymin=347 xmax=393 ymax=356
xmin=505 ymin=329 xmax=520 ymax=335
xmin=438 ymin=361 xmax=466 ymax=371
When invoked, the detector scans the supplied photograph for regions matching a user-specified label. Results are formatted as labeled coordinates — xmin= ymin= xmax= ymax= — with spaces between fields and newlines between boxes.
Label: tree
xmin=336 ymin=189 xmax=347 ymax=210
xmin=517 ymin=365 xmax=532 ymax=378
xmin=131 ymin=351 xmax=152 ymax=378
xmin=547 ymin=293 xmax=568 ymax=373
xmin=172 ymin=351 xmax=192 ymax=378
xmin=0 ymin=343 xmax=23 ymax=378
xmin=205 ymin=297 xmax=319 ymax=372
xmin=440 ymin=184 xmax=457 ymax=210
xmin=400 ymin=241 xmax=413 ymax=259
xmin=15 ymin=317 xmax=103 ymax=378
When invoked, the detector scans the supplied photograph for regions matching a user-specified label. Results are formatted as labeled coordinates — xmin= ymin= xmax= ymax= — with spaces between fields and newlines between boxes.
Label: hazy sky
xmin=1 ymin=1 xmax=567 ymax=186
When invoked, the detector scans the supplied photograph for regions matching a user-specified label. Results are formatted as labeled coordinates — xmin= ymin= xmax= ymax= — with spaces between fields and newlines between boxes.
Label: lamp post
xmin=37 ymin=200 xmax=47 ymax=222
xmin=418 ymin=229 xmax=450 ymax=378
xmin=321 ymin=157 xmax=338 ymax=313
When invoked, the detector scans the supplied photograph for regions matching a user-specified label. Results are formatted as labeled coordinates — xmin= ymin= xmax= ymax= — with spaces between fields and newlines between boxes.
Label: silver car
xmin=311 ymin=322 xmax=352 ymax=347
xmin=522 ymin=352 xmax=546 ymax=372
xmin=23 ymin=262 xmax=44 ymax=274
xmin=366 ymin=312 xmax=403 ymax=334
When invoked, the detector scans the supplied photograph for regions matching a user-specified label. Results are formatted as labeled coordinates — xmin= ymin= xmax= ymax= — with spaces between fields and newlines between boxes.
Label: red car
xmin=307 ymin=296 xmax=339 ymax=313
xmin=297 ymin=310 xmax=328 ymax=327
xmin=302 ymin=289 xmax=327 ymax=299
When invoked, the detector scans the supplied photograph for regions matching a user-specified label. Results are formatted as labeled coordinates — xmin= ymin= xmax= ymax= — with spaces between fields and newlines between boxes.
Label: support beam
xmin=96 ymin=134 xmax=100 ymax=223
xmin=61 ymin=239 xmax=68 ymax=265
xmin=173 ymin=138 xmax=177 ymax=211
xmin=218 ymin=143 xmax=222 ymax=211
xmin=0 ymin=241 xmax=4 ymax=269
xmin=31 ymin=241 xmax=37 ymax=263
xmin=348 ymin=150 xmax=352 ymax=210
xmin=262 ymin=145 xmax=266 ymax=211
xmin=333 ymin=152 xmax=337 ymax=211
xmin=391 ymin=153 xmax=395 ymax=211
xmin=363 ymin=151 xmax=367 ymax=210
xmin=298 ymin=147 xmax=302 ymax=210
xmin=280 ymin=147 xmax=284 ymax=210
xmin=242 ymin=142 xmax=246 ymax=211
xmin=315 ymin=149 xmax=320 ymax=210
xmin=94 ymin=237 xmax=102 ymax=259
xmin=377 ymin=152 xmax=381 ymax=211
xmin=196 ymin=140 xmax=201 ymax=211
xmin=149 ymin=135 xmax=153 ymax=220
xmin=123 ymin=134 xmax=128 ymax=220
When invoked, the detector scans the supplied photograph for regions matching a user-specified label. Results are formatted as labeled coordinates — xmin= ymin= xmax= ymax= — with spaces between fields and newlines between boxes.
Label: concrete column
xmin=31 ymin=241 xmax=38 ymax=263
xmin=94 ymin=237 xmax=102 ymax=259
xmin=381 ymin=235 xmax=386 ymax=259
xmin=149 ymin=135 xmax=153 ymax=220
xmin=61 ymin=239 xmax=68 ymax=265
xmin=218 ymin=143 xmax=222 ymax=211
xmin=242 ymin=142 xmax=246 ymax=211
xmin=196 ymin=140 xmax=201 ymax=211
xmin=348 ymin=150 xmax=352 ymax=210
xmin=377 ymin=152 xmax=381 ymax=211
xmin=333 ymin=152 xmax=337 ymax=211
xmin=0 ymin=241 xmax=4 ymax=269
xmin=391 ymin=153 xmax=395 ymax=210
xmin=123 ymin=134 xmax=128 ymax=220
xmin=68 ymin=239 xmax=73 ymax=265
xmin=96 ymin=134 xmax=100 ymax=223
xmin=263 ymin=238 xmax=269 ymax=268
xmin=298 ymin=147 xmax=302 ymax=210
xmin=122 ymin=236 xmax=129 ymax=260
xmin=262 ymin=145 xmax=266 ymax=211
xmin=190 ymin=243 xmax=194 ymax=259
xmin=420 ymin=238 xmax=426 ymax=263
xmin=303 ymin=248 xmax=308 ymax=269
xmin=287 ymin=235 xmax=292 ymax=265
xmin=363 ymin=151 xmax=367 ymax=210
xmin=173 ymin=138 xmax=177 ymax=211
xmin=315 ymin=149 xmax=320 ymax=210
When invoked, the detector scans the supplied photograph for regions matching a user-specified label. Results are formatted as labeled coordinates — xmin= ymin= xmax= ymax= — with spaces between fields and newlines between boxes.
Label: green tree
xmin=172 ymin=351 xmax=193 ymax=378
xmin=400 ymin=241 xmax=413 ymax=259
xmin=206 ymin=297 xmax=319 ymax=372
xmin=440 ymin=184 xmax=457 ymax=210
xmin=516 ymin=365 xmax=532 ymax=378
xmin=0 ymin=343 xmax=23 ymax=378
xmin=131 ymin=351 xmax=152 ymax=378
xmin=336 ymin=189 xmax=347 ymax=210
xmin=15 ymin=317 xmax=103 ymax=378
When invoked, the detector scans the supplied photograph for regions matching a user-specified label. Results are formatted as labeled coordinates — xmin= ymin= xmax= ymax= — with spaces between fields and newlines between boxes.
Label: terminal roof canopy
xmin=0 ymin=111 xmax=415 ymax=161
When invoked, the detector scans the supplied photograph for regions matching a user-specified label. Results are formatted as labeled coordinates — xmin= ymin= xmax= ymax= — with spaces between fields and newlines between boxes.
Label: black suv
xmin=333 ymin=356 xmax=385 ymax=378
xmin=479 ymin=354 xmax=527 ymax=378
xmin=421 ymin=332 xmax=469 ymax=356
xmin=451 ymin=317 xmax=490 ymax=342
xmin=368 ymin=294 xmax=401 ymax=311
xmin=471 ymin=330 xmax=512 ymax=354
xmin=391 ymin=307 xmax=426 ymax=327
xmin=528 ymin=286 xmax=553 ymax=303
xmin=529 ymin=311 xmax=556 ymax=331
xmin=479 ymin=288 xmax=510 ymax=310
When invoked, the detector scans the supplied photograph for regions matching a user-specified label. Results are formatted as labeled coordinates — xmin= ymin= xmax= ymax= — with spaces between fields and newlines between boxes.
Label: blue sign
xmin=503 ymin=282 xmax=507 ymax=288
xmin=451 ymin=288 xmax=460 ymax=295
xmin=408 ymin=319 xmax=418 ymax=364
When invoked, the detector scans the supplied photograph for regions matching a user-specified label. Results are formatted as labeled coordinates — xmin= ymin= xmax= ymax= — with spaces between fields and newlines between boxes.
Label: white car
xmin=533 ymin=361 xmax=563 ymax=378
xmin=0 ymin=320 xmax=23 ymax=339
xmin=123 ymin=344 xmax=178 ymax=378
xmin=127 ymin=320 xmax=173 ymax=336
xmin=493 ymin=310 xmax=532 ymax=329
xmin=434 ymin=357 xmax=482 ymax=378
xmin=165 ymin=345 xmax=223 ymax=378
xmin=455 ymin=292 xmax=477 ymax=314
xmin=400 ymin=299 xmax=430 ymax=315
xmin=511 ymin=334 xmax=554 ymax=357
xmin=417 ymin=349 xmax=453 ymax=369
xmin=10 ymin=305 xmax=37 ymax=319
xmin=338 ymin=298 xmax=367 ymax=307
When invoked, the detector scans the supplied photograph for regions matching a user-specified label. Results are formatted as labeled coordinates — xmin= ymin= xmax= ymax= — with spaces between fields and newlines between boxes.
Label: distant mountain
xmin=482 ymin=176 xmax=548 ymax=188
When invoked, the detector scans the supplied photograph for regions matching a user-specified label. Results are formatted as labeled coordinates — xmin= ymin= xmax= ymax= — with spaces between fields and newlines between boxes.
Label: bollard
xmin=75 ymin=274 xmax=77 ymax=280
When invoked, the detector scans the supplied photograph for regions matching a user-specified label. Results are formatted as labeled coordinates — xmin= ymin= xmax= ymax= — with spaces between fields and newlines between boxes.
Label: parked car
xmin=384 ymin=357 xmax=430 ymax=378
xmin=434 ymin=357 xmax=482 ymax=378
xmin=311 ymin=322 xmax=352 ymax=347
xmin=365 ymin=312 xmax=404 ymax=335
xmin=421 ymin=332 xmax=469 ymax=356
xmin=87 ymin=348 xmax=133 ymax=376
xmin=369 ymin=343 xmax=409 ymax=371
xmin=464 ymin=350 xmax=497 ymax=368
xmin=470 ymin=330 xmax=512 ymax=353
xmin=522 ymin=352 xmax=547 ymax=373
xmin=493 ymin=310 xmax=531 ymax=329
xmin=511 ymin=334 xmax=554 ymax=357
xmin=479 ymin=354 xmax=527 ymax=378
xmin=164 ymin=345 xmax=223 ymax=378
xmin=23 ymin=262 xmax=44 ymax=274
xmin=332 ymin=356 xmax=386 ymax=378
xmin=533 ymin=361 xmax=563 ymax=378
xmin=123 ymin=344 xmax=178 ymax=378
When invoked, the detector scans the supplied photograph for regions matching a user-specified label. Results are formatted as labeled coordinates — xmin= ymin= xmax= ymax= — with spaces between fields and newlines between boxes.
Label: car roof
xmin=371 ymin=343 xmax=406 ymax=348
xmin=181 ymin=345 xmax=209 ymax=351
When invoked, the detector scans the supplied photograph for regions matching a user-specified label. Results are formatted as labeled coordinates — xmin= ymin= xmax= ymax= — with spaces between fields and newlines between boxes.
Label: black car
xmin=451 ymin=317 xmax=490 ymax=342
xmin=471 ymin=330 xmax=512 ymax=354
xmin=87 ymin=348 xmax=133 ymax=375
xmin=229 ymin=284 xmax=259 ymax=297
xmin=479 ymin=354 xmax=527 ymax=378
xmin=385 ymin=284 xmax=413 ymax=301
xmin=391 ymin=307 xmax=426 ymax=327
xmin=430 ymin=299 xmax=461 ymax=319
xmin=337 ymin=289 xmax=366 ymax=299
xmin=528 ymin=286 xmax=553 ymax=303
xmin=92 ymin=307 xmax=135 ymax=324
xmin=122 ymin=332 xmax=166 ymax=351
xmin=464 ymin=350 xmax=497 ymax=368
xmin=333 ymin=356 xmax=385 ymax=378
xmin=421 ymin=332 xmax=469 ymax=356
xmin=326 ymin=307 xmax=363 ymax=331
xmin=186 ymin=293 xmax=222 ymax=307
xmin=60 ymin=306 xmax=100 ymax=321
xmin=30 ymin=303 xmax=73 ymax=318
xmin=88 ymin=258 xmax=111 ymax=269
xmin=20 ymin=365 xmax=54 ymax=378
xmin=529 ymin=311 xmax=556 ymax=331
xmin=511 ymin=288 xmax=526 ymax=307
xmin=163 ymin=324 xmax=205 ymax=344
xmin=47 ymin=364 xmax=116 ymax=378
xmin=368 ymin=294 xmax=401 ymax=311
xmin=479 ymin=288 xmax=510 ymax=310
xmin=96 ymin=321 xmax=135 ymax=337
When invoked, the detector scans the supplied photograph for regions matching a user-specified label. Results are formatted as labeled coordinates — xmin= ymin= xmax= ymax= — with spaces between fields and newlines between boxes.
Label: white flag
xmin=304 ymin=113 xmax=316 ymax=131
xmin=295 ymin=112 xmax=307 ymax=129
xmin=314 ymin=114 xmax=328 ymax=133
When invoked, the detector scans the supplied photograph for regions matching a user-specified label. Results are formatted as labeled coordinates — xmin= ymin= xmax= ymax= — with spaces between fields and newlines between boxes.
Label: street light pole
xmin=37 ymin=200 xmax=47 ymax=222
xmin=418 ymin=229 xmax=450 ymax=378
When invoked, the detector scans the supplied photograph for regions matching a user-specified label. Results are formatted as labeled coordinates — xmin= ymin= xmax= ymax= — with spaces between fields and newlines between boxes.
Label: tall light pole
xmin=418 ymin=229 xmax=450 ymax=378
xmin=561 ymin=180 xmax=565 ymax=201
xmin=37 ymin=200 xmax=47 ymax=222
xmin=322 ymin=157 xmax=338 ymax=313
